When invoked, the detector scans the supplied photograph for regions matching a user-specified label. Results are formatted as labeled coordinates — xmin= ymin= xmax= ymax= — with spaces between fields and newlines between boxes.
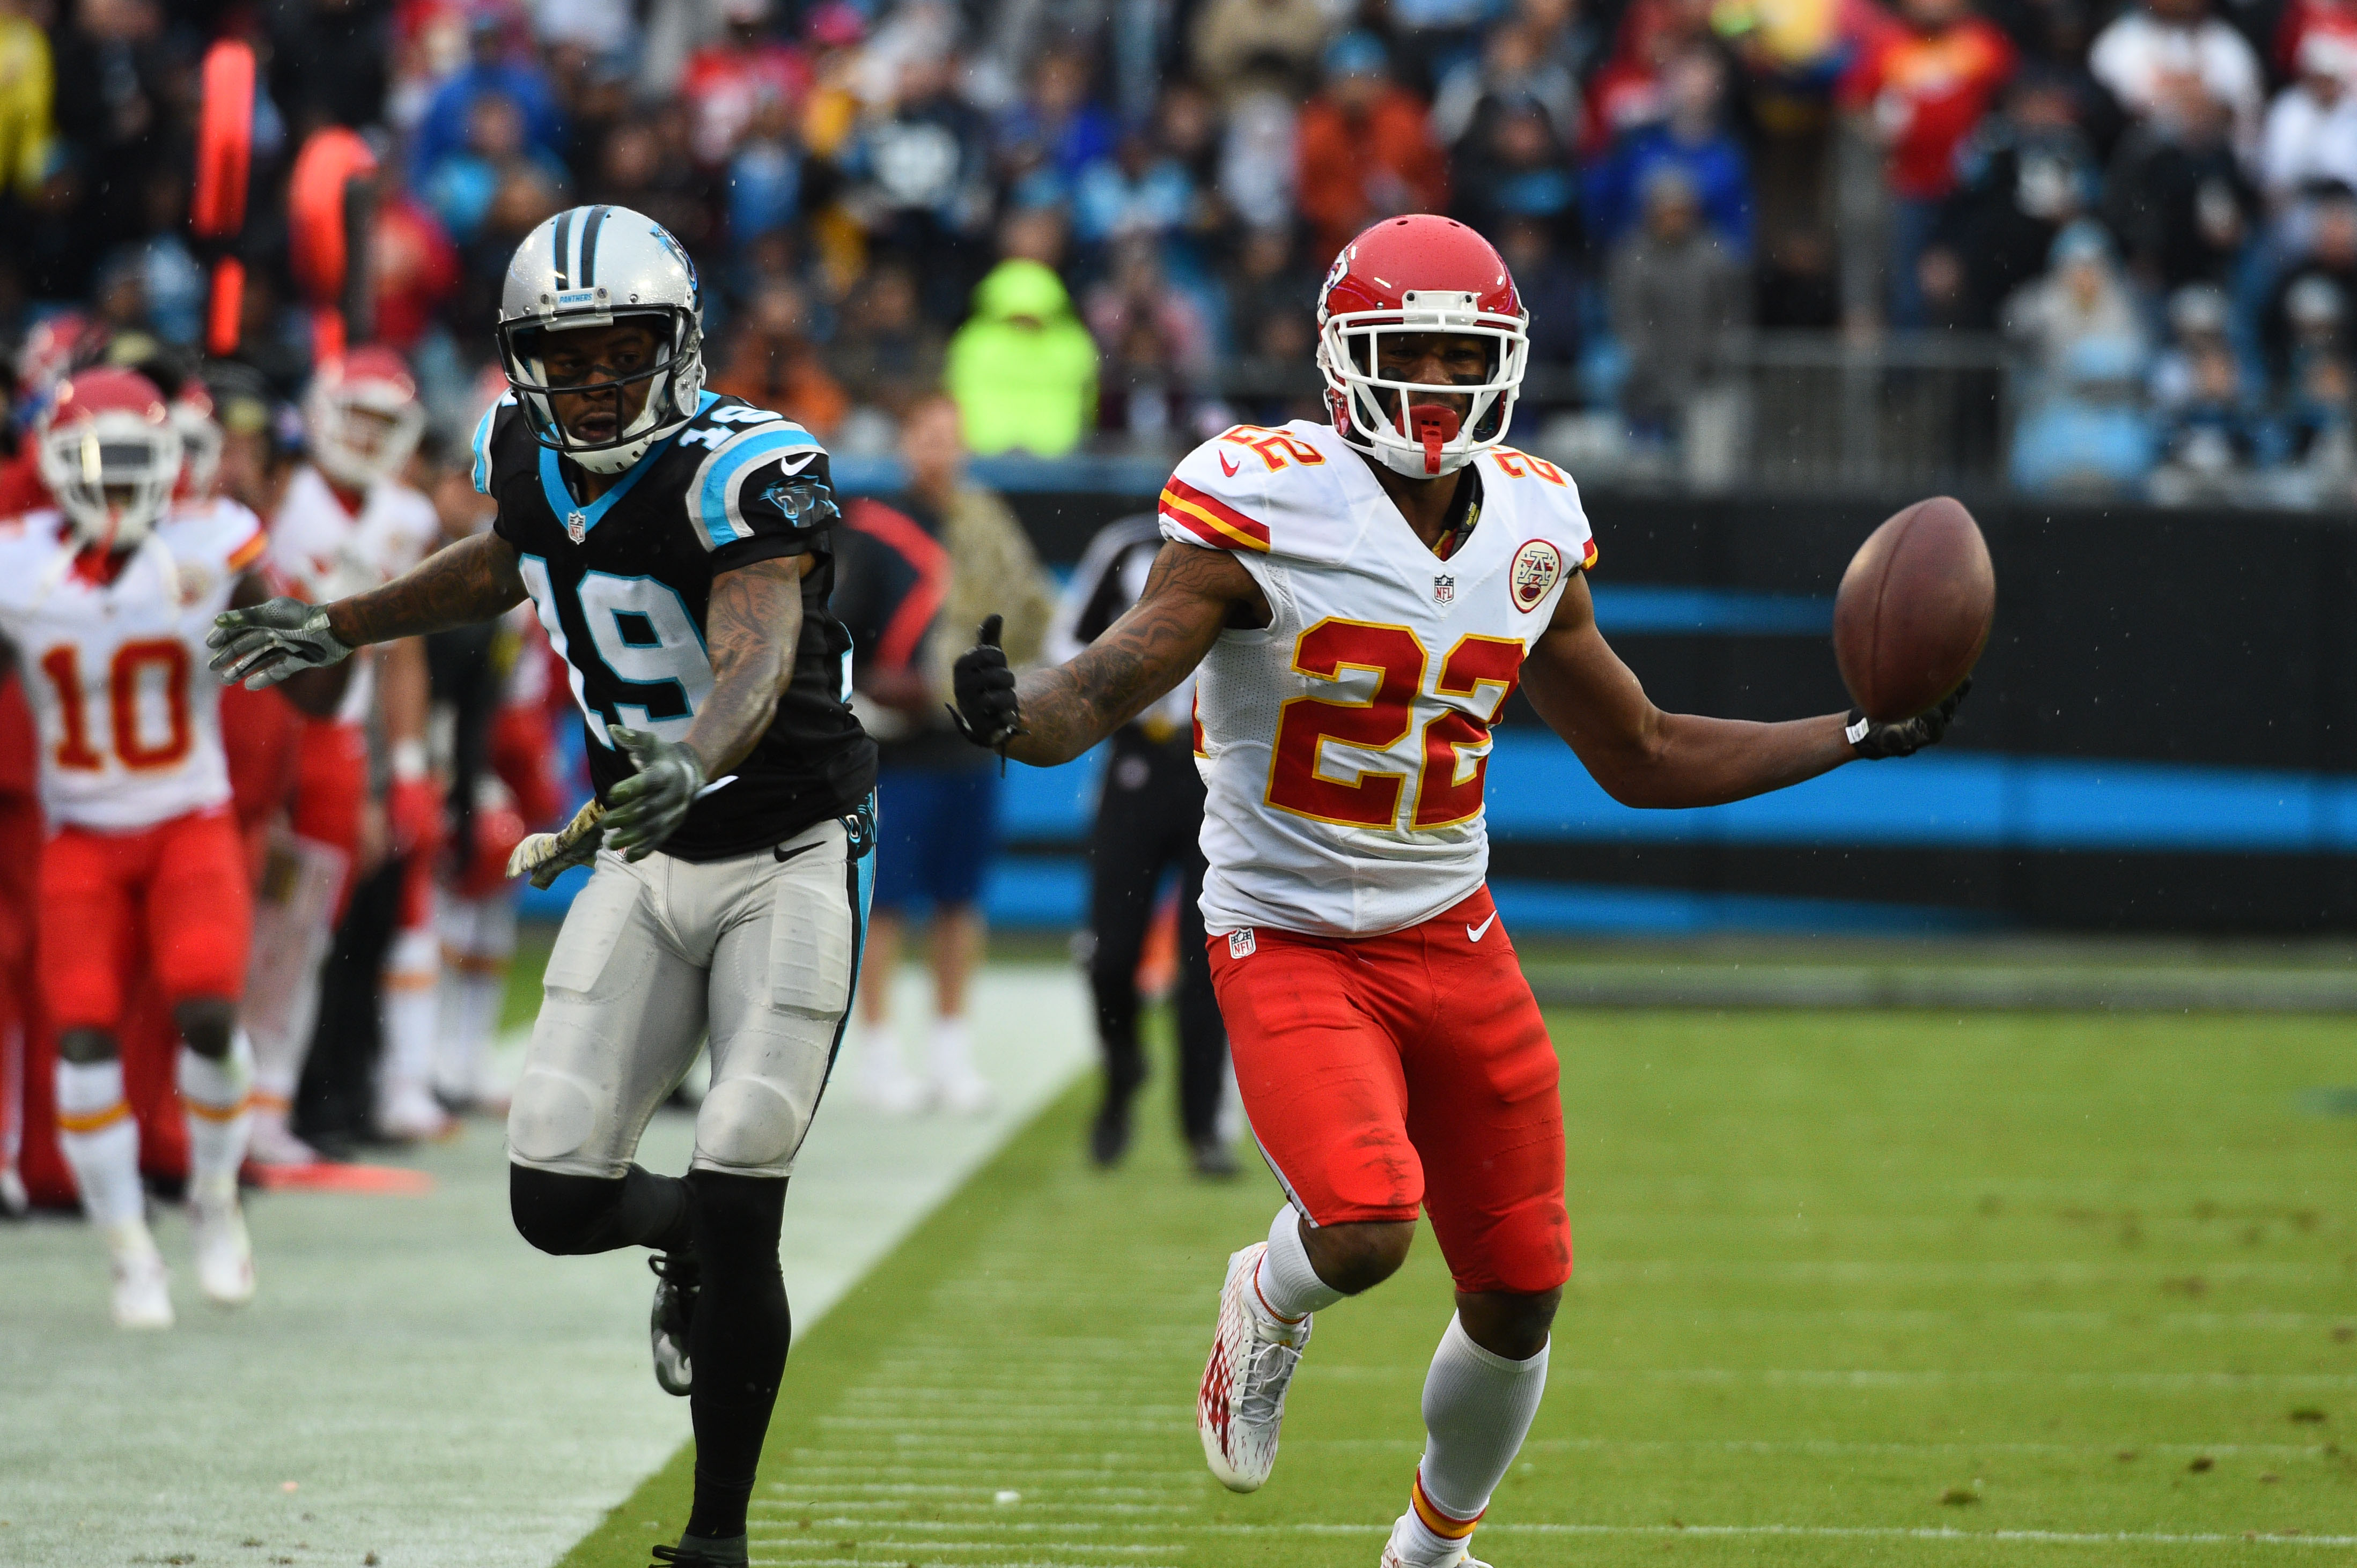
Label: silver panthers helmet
xmin=496 ymin=205 xmax=706 ymax=475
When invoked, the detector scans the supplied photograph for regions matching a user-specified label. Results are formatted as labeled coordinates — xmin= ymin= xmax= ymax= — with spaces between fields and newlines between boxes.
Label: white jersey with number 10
xmin=1158 ymin=419 xmax=1597 ymax=940
xmin=0 ymin=500 xmax=267 ymax=831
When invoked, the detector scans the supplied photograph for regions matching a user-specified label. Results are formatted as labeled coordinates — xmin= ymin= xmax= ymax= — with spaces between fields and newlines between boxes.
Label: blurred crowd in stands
xmin=3 ymin=0 xmax=2357 ymax=500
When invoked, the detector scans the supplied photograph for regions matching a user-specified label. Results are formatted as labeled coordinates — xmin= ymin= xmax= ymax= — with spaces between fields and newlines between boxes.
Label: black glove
xmin=1847 ymin=679 xmax=1969 ymax=760
xmin=207 ymin=597 xmax=354 ymax=689
xmin=603 ymin=728 xmax=706 ymax=860
xmin=949 ymin=614 xmax=1023 ymax=751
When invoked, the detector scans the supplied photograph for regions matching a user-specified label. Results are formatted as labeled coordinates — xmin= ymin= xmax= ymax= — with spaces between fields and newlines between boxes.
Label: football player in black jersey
xmin=207 ymin=205 xmax=878 ymax=1568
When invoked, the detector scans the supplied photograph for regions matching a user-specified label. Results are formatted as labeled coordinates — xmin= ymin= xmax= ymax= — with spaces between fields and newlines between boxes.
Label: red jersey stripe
xmin=1160 ymin=478 xmax=1271 ymax=552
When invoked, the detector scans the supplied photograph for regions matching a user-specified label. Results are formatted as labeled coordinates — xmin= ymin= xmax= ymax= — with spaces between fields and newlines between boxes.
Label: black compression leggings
xmin=509 ymin=1164 xmax=789 ymax=1541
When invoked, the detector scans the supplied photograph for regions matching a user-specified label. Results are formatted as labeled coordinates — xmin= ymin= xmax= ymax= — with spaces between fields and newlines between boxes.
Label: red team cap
xmin=1315 ymin=215 xmax=1530 ymax=480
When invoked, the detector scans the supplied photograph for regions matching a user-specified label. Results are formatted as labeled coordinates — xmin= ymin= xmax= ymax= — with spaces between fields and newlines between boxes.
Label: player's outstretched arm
xmin=1522 ymin=572 xmax=1876 ymax=809
xmin=209 ymin=532 xmax=529 ymax=689
xmin=952 ymin=542 xmax=1259 ymax=767
xmin=602 ymin=554 xmax=811 ymax=860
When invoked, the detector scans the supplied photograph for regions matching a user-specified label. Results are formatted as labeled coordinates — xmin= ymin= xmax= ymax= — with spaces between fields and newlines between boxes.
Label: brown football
xmin=1832 ymin=496 xmax=1995 ymax=722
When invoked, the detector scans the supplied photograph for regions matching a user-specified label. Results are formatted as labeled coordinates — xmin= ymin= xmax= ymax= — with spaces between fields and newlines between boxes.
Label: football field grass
xmin=560 ymin=1006 xmax=2357 ymax=1568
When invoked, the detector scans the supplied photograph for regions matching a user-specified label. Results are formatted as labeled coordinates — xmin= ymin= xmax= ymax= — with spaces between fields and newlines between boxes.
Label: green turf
xmin=557 ymin=1009 xmax=2357 ymax=1567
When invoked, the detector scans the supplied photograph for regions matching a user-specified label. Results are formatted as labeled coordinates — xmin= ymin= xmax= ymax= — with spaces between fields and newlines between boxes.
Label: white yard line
xmin=0 ymin=965 xmax=1094 ymax=1568
xmin=1206 ymin=1521 xmax=2357 ymax=1549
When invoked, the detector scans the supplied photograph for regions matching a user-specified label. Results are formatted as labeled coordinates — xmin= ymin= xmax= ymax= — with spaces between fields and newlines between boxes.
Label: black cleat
xmin=649 ymin=1250 xmax=699 ymax=1396
xmin=1191 ymin=1137 xmax=1242 ymax=1179
xmin=651 ymin=1534 xmax=747 ymax=1567
xmin=1089 ymin=1091 xmax=1134 ymax=1168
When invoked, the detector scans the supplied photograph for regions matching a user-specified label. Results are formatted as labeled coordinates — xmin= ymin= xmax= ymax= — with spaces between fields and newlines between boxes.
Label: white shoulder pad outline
xmin=472 ymin=393 xmax=518 ymax=496
xmin=686 ymin=417 xmax=822 ymax=552
xmin=168 ymin=495 xmax=270 ymax=575
xmin=1483 ymin=445 xmax=1597 ymax=569
xmin=1158 ymin=428 xmax=1295 ymax=555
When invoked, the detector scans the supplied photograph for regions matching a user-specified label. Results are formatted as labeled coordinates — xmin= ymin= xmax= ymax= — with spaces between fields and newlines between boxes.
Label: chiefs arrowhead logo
xmin=1511 ymin=539 xmax=1564 ymax=612
xmin=1218 ymin=451 xmax=1240 ymax=478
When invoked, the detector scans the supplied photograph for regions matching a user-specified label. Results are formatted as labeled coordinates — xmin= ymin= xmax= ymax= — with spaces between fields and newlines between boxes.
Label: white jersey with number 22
xmin=1158 ymin=419 xmax=1597 ymax=940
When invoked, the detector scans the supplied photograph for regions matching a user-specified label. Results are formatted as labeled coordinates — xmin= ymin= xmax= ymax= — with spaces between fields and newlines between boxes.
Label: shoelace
xmin=1232 ymin=1322 xmax=1305 ymax=1427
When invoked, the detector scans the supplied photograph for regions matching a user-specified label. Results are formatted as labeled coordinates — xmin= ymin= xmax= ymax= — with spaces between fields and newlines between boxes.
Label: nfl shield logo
xmin=1227 ymin=929 xmax=1257 ymax=959
xmin=566 ymin=511 xmax=588 ymax=544
xmin=1433 ymin=574 xmax=1455 ymax=604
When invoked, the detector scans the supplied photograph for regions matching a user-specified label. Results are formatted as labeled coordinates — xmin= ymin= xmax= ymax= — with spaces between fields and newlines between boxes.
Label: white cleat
xmin=1197 ymin=1242 xmax=1311 ymax=1492
xmin=245 ymin=1106 xmax=322 ymax=1167
xmin=105 ymin=1222 xmax=174 ymax=1330
xmin=189 ymin=1194 xmax=256 ymax=1307
xmin=929 ymin=1062 xmax=996 ymax=1116
xmin=375 ymin=1080 xmax=456 ymax=1144
xmin=855 ymin=1044 xmax=926 ymax=1117
xmin=1381 ymin=1511 xmax=1493 ymax=1567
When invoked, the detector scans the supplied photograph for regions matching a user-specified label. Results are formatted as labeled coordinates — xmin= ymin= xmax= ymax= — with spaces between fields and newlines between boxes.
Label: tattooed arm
xmin=322 ymin=532 xmax=529 ymax=646
xmin=1000 ymin=543 xmax=1266 ymax=768
xmin=680 ymin=554 xmax=811 ymax=777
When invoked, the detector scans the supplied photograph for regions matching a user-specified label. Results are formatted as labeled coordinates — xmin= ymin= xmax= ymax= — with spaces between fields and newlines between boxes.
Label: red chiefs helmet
xmin=1316 ymin=215 xmax=1529 ymax=478
xmin=172 ymin=380 xmax=225 ymax=499
xmin=304 ymin=344 xmax=425 ymax=489
xmin=38 ymin=367 xmax=183 ymax=552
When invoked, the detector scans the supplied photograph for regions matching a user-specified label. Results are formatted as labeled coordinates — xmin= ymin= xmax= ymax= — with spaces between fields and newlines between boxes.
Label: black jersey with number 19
xmin=475 ymin=389 xmax=877 ymax=862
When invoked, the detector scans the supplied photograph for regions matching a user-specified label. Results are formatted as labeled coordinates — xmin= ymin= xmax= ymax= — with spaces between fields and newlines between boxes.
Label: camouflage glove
xmin=207 ymin=598 xmax=353 ymax=690
xmin=603 ymin=728 xmax=705 ymax=860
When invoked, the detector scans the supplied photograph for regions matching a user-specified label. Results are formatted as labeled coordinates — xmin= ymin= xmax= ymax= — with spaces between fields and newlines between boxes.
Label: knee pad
xmin=172 ymin=997 xmax=238 ymax=1059
xmin=509 ymin=1165 xmax=627 ymax=1255
xmin=507 ymin=1066 xmax=603 ymax=1167
xmin=693 ymin=1076 xmax=800 ymax=1173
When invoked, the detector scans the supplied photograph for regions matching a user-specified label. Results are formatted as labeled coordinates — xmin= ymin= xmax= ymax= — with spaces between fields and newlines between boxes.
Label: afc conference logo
xmin=1511 ymin=539 xmax=1563 ymax=612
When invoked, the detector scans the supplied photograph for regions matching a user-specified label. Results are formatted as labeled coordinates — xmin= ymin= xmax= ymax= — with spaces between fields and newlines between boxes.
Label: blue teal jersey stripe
xmin=695 ymin=424 xmax=820 ymax=550
xmin=533 ymin=391 xmax=717 ymax=532
xmin=471 ymin=399 xmax=505 ymax=494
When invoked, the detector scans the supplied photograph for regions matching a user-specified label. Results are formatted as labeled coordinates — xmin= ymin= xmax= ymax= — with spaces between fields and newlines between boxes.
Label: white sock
xmin=178 ymin=1034 xmax=252 ymax=1205
xmin=928 ymin=1015 xmax=975 ymax=1079
xmin=434 ymin=966 xmax=504 ymax=1097
xmin=1398 ymin=1314 xmax=1550 ymax=1562
xmin=857 ymin=1016 xmax=909 ymax=1085
xmin=56 ymin=1059 xmax=144 ymax=1228
xmin=1253 ymin=1205 xmax=1345 ymax=1323
xmin=381 ymin=926 xmax=441 ymax=1091
xmin=247 ymin=963 xmax=322 ymax=1125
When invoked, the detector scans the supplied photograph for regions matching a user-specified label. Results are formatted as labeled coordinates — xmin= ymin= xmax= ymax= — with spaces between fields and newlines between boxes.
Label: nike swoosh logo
xmin=1466 ymin=912 xmax=1498 ymax=942
xmin=1218 ymin=452 xmax=1240 ymax=477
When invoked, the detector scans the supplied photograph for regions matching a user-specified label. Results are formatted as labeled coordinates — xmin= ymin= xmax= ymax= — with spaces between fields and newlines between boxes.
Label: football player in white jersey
xmin=950 ymin=215 xmax=1966 ymax=1567
xmin=0 ymin=368 xmax=340 ymax=1326
xmin=250 ymin=347 xmax=446 ymax=1155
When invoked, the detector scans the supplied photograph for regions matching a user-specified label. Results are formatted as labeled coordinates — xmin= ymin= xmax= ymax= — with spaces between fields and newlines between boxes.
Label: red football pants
xmin=39 ymin=809 xmax=253 ymax=1031
xmin=1209 ymin=885 xmax=1572 ymax=1297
